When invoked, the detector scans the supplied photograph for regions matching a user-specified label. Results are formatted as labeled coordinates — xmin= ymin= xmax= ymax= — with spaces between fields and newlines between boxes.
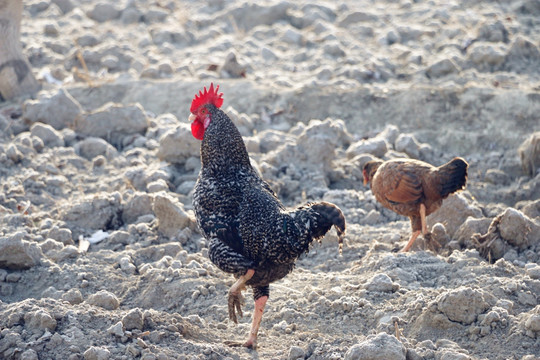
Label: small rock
xmin=87 ymin=2 xmax=120 ymax=22
xmin=121 ymin=7 xmax=143 ymax=24
xmin=140 ymin=67 xmax=160 ymax=79
xmin=281 ymin=28 xmax=304 ymax=45
xmin=323 ymin=43 xmax=346 ymax=58
xmin=76 ymin=103 xmax=148 ymax=147
xmin=518 ymin=132 xmax=540 ymax=177
xmin=468 ymin=44 xmax=506 ymax=70
xmin=107 ymin=321 xmax=125 ymax=337
xmin=23 ymin=89 xmax=83 ymax=130
xmin=428 ymin=193 xmax=483 ymax=238
xmin=0 ymin=234 xmax=44 ymax=270
xmin=143 ymin=7 xmax=169 ymax=23
xmin=338 ymin=11 xmax=378 ymax=28
xmin=153 ymin=194 xmax=195 ymax=238
xmin=498 ymin=208 xmax=540 ymax=249
xmin=21 ymin=349 xmax=39 ymax=360
xmin=347 ymin=137 xmax=388 ymax=159
xmin=62 ymin=289 xmax=83 ymax=304
xmin=426 ymin=58 xmax=460 ymax=78
xmin=51 ymin=0 xmax=75 ymax=14
xmin=147 ymin=179 xmax=169 ymax=193
xmin=454 ymin=217 xmax=492 ymax=247
xmin=6 ymin=144 xmax=23 ymax=163
xmin=362 ymin=209 xmax=383 ymax=225
xmin=484 ymin=168 xmax=510 ymax=185
xmin=87 ymin=290 xmax=120 ymax=310
xmin=40 ymin=238 xmax=64 ymax=255
xmin=220 ymin=52 xmax=246 ymax=78
xmin=437 ymin=287 xmax=489 ymax=324
xmin=122 ymin=308 xmax=145 ymax=330
xmin=431 ymin=223 xmax=450 ymax=248
xmin=288 ymin=345 xmax=305 ymax=360
xmin=525 ymin=314 xmax=540 ymax=332
xmin=30 ymin=123 xmax=64 ymax=148
xmin=119 ymin=257 xmax=137 ymax=274
xmin=366 ymin=273 xmax=397 ymax=292
xmin=77 ymin=34 xmax=99 ymax=47
xmin=261 ymin=47 xmax=278 ymax=62
xmin=74 ymin=137 xmax=117 ymax=160
xmin=24 ymin=309 xmax=57 ymax=331
xmin=505 ymin=36 xmax=540 ymax=73
xmin=44 ymin=23 xmax=59 ymax=37
xmin=157 ymin=123 xmax=200 ymax=165
xmin=477 ymin=21 xmax=509 ymax=43
xmin=83 ymin=346 xmax=111 ymax=360
xmin=48 ymin=227 xmax=74 ymax=245
xmin=344 ymin=333 xmax=406 ymax=360
xmin=122 ymin=193 xmax=154 ymax=224
xmin=394 ymin=133 xmax=423 ymax=160
xmin=525 ymin=264 xmax=540 ymax=279
xmin=62 ymin=193 xmax=121 ymax=232
xmin=101 ymin=55 xmax=120 ymax=71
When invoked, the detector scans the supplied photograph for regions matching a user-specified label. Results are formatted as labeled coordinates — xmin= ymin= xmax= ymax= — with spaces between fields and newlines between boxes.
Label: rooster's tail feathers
xmin=438 ymin=157 xmax=469 ymax=198
xmin=310 ymin=201 xmax=346 ymax=254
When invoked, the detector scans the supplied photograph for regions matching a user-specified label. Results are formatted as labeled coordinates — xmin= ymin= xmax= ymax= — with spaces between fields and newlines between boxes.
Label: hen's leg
xmin=228 ymin=269 xmax=254 ymax=323
xmin=401 ymin=209 xmax=425 ymax=252
xmin=400 ymin=230 xmax=421 ymax=252
xmin=419 ymin=203 xmax=428 ymax=235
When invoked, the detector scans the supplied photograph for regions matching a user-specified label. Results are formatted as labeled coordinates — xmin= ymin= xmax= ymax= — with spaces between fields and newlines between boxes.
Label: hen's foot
xmin=223 ymin=338 xmax=257 ymax=349
xmin=228 ymin=290 xmax=245 ymax=324
xmin=423 ymin=232 xmax=441 ymax=253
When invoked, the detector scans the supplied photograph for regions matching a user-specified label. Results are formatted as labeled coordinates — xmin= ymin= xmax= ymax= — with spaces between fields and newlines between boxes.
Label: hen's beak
xmin=188 ymin=113 xmax=196 ymax=122
xmin=363 ymin=177 xmax=368 ymax=186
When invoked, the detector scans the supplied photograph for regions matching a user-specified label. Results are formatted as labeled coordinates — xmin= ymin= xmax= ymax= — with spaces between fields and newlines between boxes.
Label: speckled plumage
xmin=193 ymin=104 xmax=346 ymax=300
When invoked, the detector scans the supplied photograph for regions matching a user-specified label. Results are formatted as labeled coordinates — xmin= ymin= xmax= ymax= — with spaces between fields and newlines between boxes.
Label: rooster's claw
xmin=228 ymin=291 xmax=245 ymax=323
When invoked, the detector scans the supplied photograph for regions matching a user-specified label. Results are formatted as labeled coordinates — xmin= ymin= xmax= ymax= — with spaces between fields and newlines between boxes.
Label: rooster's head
xmin=189 ymin=83 xmax=224 ymax=140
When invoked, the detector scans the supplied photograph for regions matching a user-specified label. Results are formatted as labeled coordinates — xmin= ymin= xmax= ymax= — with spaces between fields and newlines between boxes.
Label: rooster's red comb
xmin=190 ymin=83 xmax=224 ymax=113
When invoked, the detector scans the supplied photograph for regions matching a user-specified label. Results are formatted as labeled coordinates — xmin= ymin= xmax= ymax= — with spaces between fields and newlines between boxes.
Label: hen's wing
xmin=384 ymin=171 xmax=423 ymax=204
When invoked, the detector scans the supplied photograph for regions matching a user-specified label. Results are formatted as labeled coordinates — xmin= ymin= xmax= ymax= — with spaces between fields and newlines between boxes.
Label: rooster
xmin=189 ymin=84 xmax=346 ymax=349
xmin=363 ymin=157 xmax=468 ymax=252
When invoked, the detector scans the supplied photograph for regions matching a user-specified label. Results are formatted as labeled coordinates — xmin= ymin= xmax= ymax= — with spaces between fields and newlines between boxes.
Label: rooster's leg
xmin=228 ymin=269 xmax=254 ymax=323
xmin=242 ymin=295 xmax=267 ymax=349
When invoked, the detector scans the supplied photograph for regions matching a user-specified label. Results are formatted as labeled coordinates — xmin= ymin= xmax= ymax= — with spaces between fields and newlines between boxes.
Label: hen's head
xmin=189 ymin=83 xmax=224 ymax=140
xmin=362 ymin=160 xmax=382 ymax=186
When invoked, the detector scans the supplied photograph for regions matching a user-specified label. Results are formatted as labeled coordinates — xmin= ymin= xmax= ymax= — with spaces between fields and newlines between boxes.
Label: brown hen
xmin=363 ymin=157 xmax=468 ymax=252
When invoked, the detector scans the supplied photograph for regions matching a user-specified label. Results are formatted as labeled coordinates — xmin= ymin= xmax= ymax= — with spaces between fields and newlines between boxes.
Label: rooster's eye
xmin=201 ymin=108 xmax=207 ymax=114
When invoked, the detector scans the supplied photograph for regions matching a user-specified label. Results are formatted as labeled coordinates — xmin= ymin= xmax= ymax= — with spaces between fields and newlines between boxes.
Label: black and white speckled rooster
xmin=189 ymin=84 xmax=346 ymax=349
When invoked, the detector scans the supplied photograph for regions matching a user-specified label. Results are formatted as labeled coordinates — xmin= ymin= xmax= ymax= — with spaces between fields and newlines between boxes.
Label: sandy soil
xmin=1 ymin=0 xmax=540 ymax=359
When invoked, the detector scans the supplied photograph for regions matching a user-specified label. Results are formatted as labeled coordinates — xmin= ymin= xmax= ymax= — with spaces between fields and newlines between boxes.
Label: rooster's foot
xmin=228 ymin=291 xmax=245 ymax=324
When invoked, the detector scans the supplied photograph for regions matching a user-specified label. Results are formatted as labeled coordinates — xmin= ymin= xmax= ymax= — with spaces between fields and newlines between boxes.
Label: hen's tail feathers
xmin=437 ymin=157 xmax=469 ymax=198
xmin=310 ymin=201 xmax=346 ymax=254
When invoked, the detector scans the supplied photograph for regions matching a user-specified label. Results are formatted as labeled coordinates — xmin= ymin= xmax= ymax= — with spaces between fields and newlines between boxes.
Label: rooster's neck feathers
xmin=200 ymin=106 xmax=252 ymax=172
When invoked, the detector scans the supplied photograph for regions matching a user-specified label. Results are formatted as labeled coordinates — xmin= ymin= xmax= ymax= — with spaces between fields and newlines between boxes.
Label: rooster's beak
xmin=188 ymin=113 xmax=196 ymax=122
xmin=363 ymin=178 xmax=368 ymax=186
